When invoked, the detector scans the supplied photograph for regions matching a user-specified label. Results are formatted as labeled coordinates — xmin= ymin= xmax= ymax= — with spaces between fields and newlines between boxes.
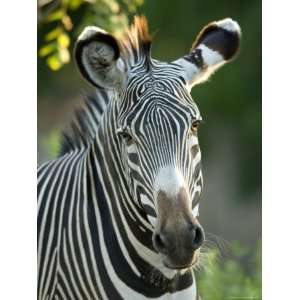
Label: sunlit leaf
xmin=46 ymin=54 xmax=62 ymax=71
xmin=62 ymin=15 xmax=73 ymax=30
xmin=57 ymin=33 xmax=70 ymax=48
xmin=39 ymin=43 xmax=56 ymax=57
xmin=39 ymin=0 xmax=146 ymax=71
xmin=46 ymin=9 xmax=65 ymax=22
xmin=45 ymin=27 xmax=62 ymax=41
xmin=69 ymin=0 xmax=83 ymax=10
xmin=58 ymin=47 xmax=70 ymax=63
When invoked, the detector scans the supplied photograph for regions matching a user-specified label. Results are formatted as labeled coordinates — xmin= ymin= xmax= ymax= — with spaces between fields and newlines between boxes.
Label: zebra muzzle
xmin=153 ymin=189 xmax=205 ymax=269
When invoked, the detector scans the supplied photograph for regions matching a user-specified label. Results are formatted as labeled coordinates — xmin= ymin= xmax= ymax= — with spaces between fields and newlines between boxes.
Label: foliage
xmin=197 ymin=242 xmax=262 ymax=300
xmin=38 ymin=0 xmax=144 ymax=70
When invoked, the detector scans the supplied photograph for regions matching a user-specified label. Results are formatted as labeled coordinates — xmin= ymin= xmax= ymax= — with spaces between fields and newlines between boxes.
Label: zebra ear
xmin=74 ymin=26 xmax=126 ymax=89
xmin=175 ymin=18 xmax=241 ymax=88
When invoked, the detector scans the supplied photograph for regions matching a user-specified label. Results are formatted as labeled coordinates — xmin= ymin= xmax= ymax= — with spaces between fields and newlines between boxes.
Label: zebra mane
xmin=120 ymin=15 xmax=152 ymax=67
xmin=59 ymin=90 xmax=110 ymax=155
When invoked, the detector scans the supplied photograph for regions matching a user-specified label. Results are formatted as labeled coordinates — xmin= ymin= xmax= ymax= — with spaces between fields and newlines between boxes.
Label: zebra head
xmin=75 ymin=17 xmax=241 ymax=271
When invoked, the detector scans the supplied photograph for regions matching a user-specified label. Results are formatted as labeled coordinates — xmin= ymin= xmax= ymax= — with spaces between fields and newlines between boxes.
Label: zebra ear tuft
xmin=175 ymin=18 xmax=241 ymax=88
xmin=74 ymin=26 xmax=126 ymax=89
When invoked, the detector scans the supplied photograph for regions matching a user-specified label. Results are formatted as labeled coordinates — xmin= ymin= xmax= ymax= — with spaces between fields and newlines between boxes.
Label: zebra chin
xmin=161 ymin=251 xmax=199 ymax=272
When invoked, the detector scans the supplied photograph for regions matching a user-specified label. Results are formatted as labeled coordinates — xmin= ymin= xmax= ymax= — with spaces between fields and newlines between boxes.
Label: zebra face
xmin=75 ymin=16 xmax=241 ymax=270
xmin=117 ymin=71 xmax=206 ymax=269
xmin=116 ymin=66 xmax=206 ymax=269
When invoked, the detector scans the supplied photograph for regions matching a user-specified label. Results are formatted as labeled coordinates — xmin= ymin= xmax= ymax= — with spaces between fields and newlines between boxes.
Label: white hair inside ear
xmin=75 ymin=26 xmax=127 ymax=89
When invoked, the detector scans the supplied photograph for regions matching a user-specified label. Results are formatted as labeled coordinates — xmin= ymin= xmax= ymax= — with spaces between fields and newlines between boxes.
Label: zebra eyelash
xmin=190 ymin=117 xmax=205 ymax=135
xmin=116 ymin=128 xmax=134 ymax=144
xmin=191 ymin=120 xmax=200 ymax=129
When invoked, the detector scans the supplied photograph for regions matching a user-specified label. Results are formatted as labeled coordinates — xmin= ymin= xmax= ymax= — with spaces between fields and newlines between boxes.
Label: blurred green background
xmin=38 ymin=0 xmax=261 ymax=298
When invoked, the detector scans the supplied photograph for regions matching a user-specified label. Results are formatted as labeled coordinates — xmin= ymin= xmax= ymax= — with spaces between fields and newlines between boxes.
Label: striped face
xmin=75 ymin=16 xmax=241 ymax=269
xmin=117 ymin=62 xmax=206 ymax=269
xmin=117 ymin=62 xmax=202 ymax=223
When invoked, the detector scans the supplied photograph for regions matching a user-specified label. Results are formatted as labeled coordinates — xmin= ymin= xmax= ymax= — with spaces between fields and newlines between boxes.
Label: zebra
xmin=38 ymin=16 xmax=241 ymax=300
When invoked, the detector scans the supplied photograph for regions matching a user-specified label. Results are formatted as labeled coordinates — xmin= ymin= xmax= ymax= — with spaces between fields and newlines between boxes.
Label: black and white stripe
xmin=38 ymin=16 xmax=241 ymax=300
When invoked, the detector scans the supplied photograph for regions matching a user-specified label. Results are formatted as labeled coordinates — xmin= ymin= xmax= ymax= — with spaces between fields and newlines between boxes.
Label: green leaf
xmin=46 ymin=54 xmax=62 ymax=71
xmin=57 ymin=33 xmax=70 ymax=48
xmin=46 ymin=9 xmax=65 ymax=22
xmin=45 ymin=27 xmax=62 ymax=42
xmin=39 ymin=0 xmax=146 ymax=71
xmin=39 ymin=43 xmax=56 ymax=57
xmin=69 ymin=0 xmax=83 ymax=10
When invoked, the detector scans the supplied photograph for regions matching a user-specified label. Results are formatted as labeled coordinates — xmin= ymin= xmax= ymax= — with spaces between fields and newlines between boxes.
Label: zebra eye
xmin=118 ymin=131 xmax=133 ymax=144
xmin=191 ymin=120 xmax=200 ymax=134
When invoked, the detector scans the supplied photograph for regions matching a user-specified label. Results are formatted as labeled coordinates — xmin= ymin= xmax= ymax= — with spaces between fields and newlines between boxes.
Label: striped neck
xmin=84 ymin=94 xmax=196 ymax=296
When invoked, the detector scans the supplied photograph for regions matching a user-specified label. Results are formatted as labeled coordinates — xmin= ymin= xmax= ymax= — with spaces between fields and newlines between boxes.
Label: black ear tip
xmin=193 ymin=18 xmax=241 ymax=62
xmin=220 ymin=27 xmax=241 ymax=61
xmin=215 ymin=18 xmax=241 ymax=60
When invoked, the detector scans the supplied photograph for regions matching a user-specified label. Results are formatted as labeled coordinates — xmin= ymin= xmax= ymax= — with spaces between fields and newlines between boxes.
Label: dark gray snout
xmin=153 ymin=188 xmax=205 ymax=269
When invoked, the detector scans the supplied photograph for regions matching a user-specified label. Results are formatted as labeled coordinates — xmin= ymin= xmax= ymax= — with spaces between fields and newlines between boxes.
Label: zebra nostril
xmin=192 ymin=225 xmax=205 ymax=249
xmin=153 ymin=233 xmax=168 ymax=254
